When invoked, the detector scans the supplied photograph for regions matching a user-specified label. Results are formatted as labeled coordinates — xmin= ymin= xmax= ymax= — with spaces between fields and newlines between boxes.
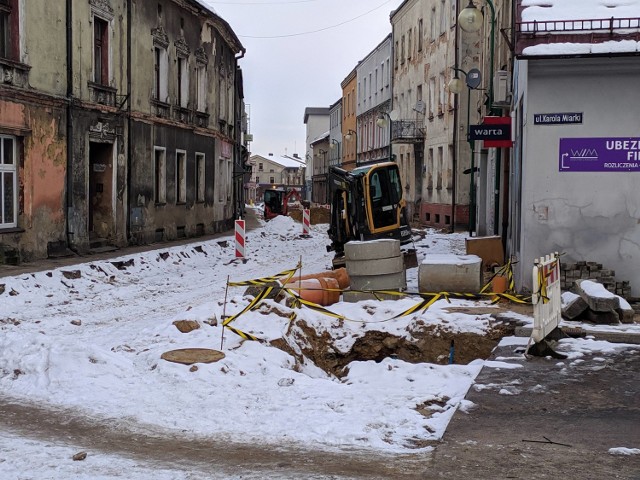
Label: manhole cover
xmin=161 ymin=348 xmax=226 ymax=365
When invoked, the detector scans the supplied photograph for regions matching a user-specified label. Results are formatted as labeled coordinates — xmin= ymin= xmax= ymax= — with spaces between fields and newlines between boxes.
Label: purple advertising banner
xmin=559 ymin=138 xmax=640 ymax=172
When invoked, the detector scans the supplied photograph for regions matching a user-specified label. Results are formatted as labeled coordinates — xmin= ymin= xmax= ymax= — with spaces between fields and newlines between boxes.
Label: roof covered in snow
xmin=517 ymin=0 xmax=640 ymax=57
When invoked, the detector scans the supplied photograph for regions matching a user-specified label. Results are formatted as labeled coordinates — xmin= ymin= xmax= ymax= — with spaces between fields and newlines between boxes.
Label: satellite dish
xmin=388 ymin=110 xmax=400 ymax=121
xmin=414 ymin=101 xmax=425 ymax=114
xmin=466 ymin=68 xmax=482 ymax=89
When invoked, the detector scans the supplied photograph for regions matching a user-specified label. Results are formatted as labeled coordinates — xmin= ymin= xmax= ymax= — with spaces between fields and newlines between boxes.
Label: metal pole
xmin=467 ymin=86 xmax=474 ymax=237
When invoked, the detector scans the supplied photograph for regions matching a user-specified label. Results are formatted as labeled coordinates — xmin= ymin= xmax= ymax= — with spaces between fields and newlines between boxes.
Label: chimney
xmin=293 ymin=153 xmax=299 ymax=159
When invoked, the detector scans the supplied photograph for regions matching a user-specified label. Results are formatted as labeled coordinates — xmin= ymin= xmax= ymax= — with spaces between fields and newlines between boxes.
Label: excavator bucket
xmin=403 ymin=248 xmax=419 ymax=269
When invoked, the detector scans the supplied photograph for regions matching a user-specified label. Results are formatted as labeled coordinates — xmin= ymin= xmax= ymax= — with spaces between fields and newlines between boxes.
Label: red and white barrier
xmin=235 ymin=219 xmax=245 ymax=258
xmin=302 ymin=209 xmax=310 ymax=236
xmin=531 ymin=252 xmax=561 ymax=343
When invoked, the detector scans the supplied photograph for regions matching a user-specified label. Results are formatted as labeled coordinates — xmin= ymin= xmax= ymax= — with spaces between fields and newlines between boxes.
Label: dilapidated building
xmin=0 ymin=0 xmax=247 ymax=264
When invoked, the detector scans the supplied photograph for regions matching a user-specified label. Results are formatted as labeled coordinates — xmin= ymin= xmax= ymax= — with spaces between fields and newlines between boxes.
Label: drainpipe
xmin=65 ymin=0 xmax=75 ymax=251
xmin=126 ymin=0 xmax=132 ymax=242
xmin=451 ymin=0 xmax=460 ymax=233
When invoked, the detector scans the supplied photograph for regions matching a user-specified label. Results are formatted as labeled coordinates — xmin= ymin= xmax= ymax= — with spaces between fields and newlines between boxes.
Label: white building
xmin=509 ymin=0 xmax=640 ymax=295
xmin=303 ymin=107 xmax=330 ymax=201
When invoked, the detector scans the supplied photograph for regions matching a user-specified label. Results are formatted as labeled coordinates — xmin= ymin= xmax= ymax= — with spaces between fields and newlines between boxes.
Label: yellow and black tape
xmin=223 ymin=285 xmax=277 ymax=326
xmin=224 ymin=324 xmax=260 ymax=342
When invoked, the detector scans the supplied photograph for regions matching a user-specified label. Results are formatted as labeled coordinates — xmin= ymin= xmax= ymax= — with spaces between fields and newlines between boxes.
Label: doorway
xmin=89 ymin=141 xmax=114 ymax=240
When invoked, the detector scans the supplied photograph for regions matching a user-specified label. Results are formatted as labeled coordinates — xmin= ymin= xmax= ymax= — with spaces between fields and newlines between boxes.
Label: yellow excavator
xmin=326 ymin=162 xmax=417 ymax=268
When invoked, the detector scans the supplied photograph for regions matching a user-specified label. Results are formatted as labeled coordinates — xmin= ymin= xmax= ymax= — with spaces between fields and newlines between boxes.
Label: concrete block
xmin=344 ymin=239 xmax=400 ymax=261
xmin=346 ymin=255 xmax=404 ymax=277
xmin=418 ymin=254 xmax=482 ymax=294
xmin=575 ymin=279 xmax=620 ymax=312
xmin=615 ymin=295 xmax=636 ymax=324
xmin=584 ymin=309 xmax=620 ymax=325
xmin=561 ymin=292 xmax=588 ymax=321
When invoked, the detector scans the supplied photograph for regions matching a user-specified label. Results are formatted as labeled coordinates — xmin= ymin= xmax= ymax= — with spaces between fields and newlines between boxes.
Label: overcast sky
xmin=201 ymin=0 xmax=405 ymax=158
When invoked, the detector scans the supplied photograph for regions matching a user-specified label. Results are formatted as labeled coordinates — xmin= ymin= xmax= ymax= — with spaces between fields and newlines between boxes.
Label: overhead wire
xmin=225 ymin=0 xmax=394 ymax=39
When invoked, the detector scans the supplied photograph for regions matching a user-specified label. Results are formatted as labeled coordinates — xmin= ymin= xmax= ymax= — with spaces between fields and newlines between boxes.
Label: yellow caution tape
xmin=224 ymin=325 xmax=260 ymax=341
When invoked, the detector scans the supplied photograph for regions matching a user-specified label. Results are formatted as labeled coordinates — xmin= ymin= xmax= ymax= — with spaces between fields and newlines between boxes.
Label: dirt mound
xmin=281 ymin=316 xmax=516 ymax=378
xmin=288 ymin=207 xmax=331 ymax=225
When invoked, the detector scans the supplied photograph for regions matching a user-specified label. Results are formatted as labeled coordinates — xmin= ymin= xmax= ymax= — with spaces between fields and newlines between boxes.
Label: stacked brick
xmin=560 ymin=261 xmax=632 ymax=299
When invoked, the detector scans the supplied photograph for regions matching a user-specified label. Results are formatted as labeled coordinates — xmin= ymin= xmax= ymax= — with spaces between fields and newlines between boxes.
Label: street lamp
xmin=457 ymin=0 xmax=496 ymax=114
xmin=344 ymin=129 xmax=355 ymax=141
xmin=376 ymin=112 xmax=393 ymax=162
xmin=448 ymin=67 xmax=482 ymax=237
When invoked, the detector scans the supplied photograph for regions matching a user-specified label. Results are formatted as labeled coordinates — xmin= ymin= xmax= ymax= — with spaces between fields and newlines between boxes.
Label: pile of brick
xmin=560 ymin=261 xmax=632 ymax=298
xmin=562 ymin=279 xmax=636 ymax=325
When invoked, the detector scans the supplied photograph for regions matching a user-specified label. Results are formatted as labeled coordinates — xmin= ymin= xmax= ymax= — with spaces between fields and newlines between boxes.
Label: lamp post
xmin=448 ymin=67 xmax=482 ymax=237
xmin=458 ymin=0 xmax=504 ymax=238
xmin=376 ymin=111 xmax=393 ymax=162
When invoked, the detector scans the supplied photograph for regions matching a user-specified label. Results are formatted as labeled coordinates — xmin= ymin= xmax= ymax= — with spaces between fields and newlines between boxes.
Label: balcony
xmin=516 ymin=16 xmax=640 ymax=55
xmin=391 ymin=120 xmax=425 ymax=144
xmin=195 ymin=111 xmax=209 ymax=128
xmin=0 ymin=57 xmax=30 ymax=88
xmin=88 ymin=82 xmax=117 ymax=107
xmin=151 ymin=99 xmax=171 ymax=119
xmin=174 ymin=105 xmax=192 ymax=124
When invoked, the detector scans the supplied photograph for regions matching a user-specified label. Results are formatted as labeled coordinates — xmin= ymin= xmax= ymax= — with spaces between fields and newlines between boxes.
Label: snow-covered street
xmin=1 ymin=210 xmax=639 ymax=478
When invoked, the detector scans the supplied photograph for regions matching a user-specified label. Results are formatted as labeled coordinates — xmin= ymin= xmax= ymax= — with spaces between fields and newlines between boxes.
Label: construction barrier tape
xmin=221 ymin=263 xmax=534 ymax=340
xmin=223 ymin=286 xmax=277 ymax=326
xmin=224 ymin=324 xmax=259 ymax=342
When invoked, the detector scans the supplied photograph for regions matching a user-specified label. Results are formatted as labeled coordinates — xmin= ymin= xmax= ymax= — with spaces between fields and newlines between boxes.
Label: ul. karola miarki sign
xmin=559 ymin=138 xmax=640 ymax=172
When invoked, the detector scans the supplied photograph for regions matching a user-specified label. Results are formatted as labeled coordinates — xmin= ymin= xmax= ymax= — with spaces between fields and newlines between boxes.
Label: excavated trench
xmin=271 ymin=312 xmax=518 ymax=378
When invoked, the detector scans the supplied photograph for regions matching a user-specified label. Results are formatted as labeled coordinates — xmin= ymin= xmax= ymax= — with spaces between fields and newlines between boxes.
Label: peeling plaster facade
xmin=510 ymin=57 xmax=640 ymax=296
xmin=0 ymin=0 xmax=246 ymax=264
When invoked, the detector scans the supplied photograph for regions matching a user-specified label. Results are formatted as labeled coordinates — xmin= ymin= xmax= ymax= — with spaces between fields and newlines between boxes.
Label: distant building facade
xmin=303 ymin=107 xmax=329 ymax=201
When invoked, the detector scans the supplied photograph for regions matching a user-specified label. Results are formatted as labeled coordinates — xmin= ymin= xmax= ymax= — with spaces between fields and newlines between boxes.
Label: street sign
xmin=534 ymin=112 xmax=583 ymax=125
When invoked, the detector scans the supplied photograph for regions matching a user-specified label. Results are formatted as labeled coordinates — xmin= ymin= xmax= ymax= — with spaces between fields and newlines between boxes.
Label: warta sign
xmin=469 ymin=116 xmax=512 ymax=148
xmin=559 ymin=138 xmax=640 ymax=172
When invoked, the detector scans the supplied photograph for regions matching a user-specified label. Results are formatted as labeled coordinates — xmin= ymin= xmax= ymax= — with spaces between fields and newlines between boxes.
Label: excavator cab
xmin=263 ymin=188 xmax=302 ymax=220
xmin=264 ymin=188 xmax=285 ymax=220
xmin=327 ymin=162 xmax=415 ymax=267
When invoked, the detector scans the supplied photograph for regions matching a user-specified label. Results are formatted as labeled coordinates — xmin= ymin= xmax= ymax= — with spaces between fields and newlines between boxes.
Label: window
xmin=428 ymin=77 xmax=435 ymax=117
xmin=269 ymin=176 xmax=275 ymax=184
xmin=154 ymin=147 xmax=166 ymax=204
xmin=0 ymin=135 xmax=16 ymax=228
xmin=408 ymin=29 xmax=412 ymax=59
xmin=440 ymin=0 xmax=447 ymax=35
xmin=154 ymin=46 xmax=168 ymax=102
xmin=258 ymin=162 xmax=263 ymax=171
xmin=430 ymin=8 xmax=436 ymax=41
xmin=195 ymin=153 xmax=205 ymax=202
xmin=0 ymin=0 xmax=19 ymax=60
xmin=401 ymin=35 xmax=405 ymax=64
xmin=177 ymin=56 xmax=188 ymax=108
xmin=218 ymin=158 xmax=225 ymax=202
xmin=93 ymin=17 xmax=109 ymax=84
xmin=255 ymin=176 xmax=260 ymax=183
xmin=437 ymin=146 xmax=443 ymax=189
xmin=176 ymin=150 xmax=186 ymax=203
xmin=394 ymin=41 xmax=398 ymax=69
xmin=0 ymin=2 xmax=10 ymax=59
xmin=196 ymin=64 xmax=206 ymax=111
xmin=418 ymin=18 xmax=423 ymax=52
xmin=439 ymin=72 xmax=446 ymax=112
